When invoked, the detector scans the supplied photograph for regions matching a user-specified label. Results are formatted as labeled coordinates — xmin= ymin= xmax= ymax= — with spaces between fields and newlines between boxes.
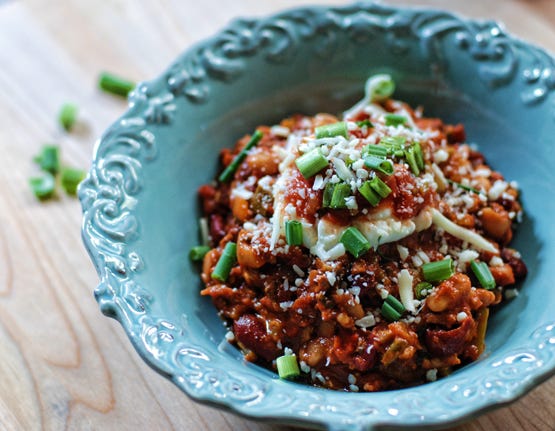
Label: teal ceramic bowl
xmin=80 ymin=3 xmax=555 ymax=430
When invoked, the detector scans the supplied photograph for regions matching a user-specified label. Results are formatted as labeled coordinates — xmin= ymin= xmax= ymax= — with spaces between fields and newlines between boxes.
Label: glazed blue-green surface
xmin=79 ymin=3 xmax=555 ymax=430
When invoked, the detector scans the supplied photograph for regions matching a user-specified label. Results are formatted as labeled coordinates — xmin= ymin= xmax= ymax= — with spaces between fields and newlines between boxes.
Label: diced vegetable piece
xmin=189 ymin=245 xmax=211 ymax=261
xmin=358 ymin=181 xmax=381 ymax=206
xmin=329 ymin=183 xmax=351 ymax=209
xmin=322 ymin=182 xmax=335 ymax=207
xmin=98 ymin=71 xmax=136 ymax=97
xmin=315 ymin=121 xmax=348 ymax=139
xmin=381 ymin=302 xmax=401 ymax=322
xmin=366 ymin=74 xmax=395 ymax=102
xmin=199 ymin=217 xmax=210 ymax=246
xmin=384 ymin=114 xmax=407 ymax=127
xmin=380 ymin=136 xmax=406 ymax=148
xmin=340 ymin=226 xmax=370 ymax=258
xmin=405 ymin=146 xmax=420 ymax=176
xmin=413 ymin=142 xmax=425 ymax=170
xmin=363 ymin=145 xmax=388 ymax=158
xmin=211 ymin=242 xmax=237 ymax=281
xmin=295 ymin=148 xmax=328 ymax=179
xmin=356 ymin=119 xmax=373 ymax=128
xmin=364 ymin=156 xmax=394 ymax=175
xmin=415 ymin=282 xmax=433 ymax=299
xmin=422 ymin=258 xmax=454 ymax=282
xmin=368 ymin=175 xmax=392 ymax=198
xmin=29 ymin=172 xmax=56 ymax=200
xmin=276 ymin=354 xmax=300 ymax=379
xmin=219 ymin=130 xmax=263 ymax=183
xmin=58 ymin=103 xmax=78 ymax=131
xmin=470 ymin=260 xmax=496 ymax=290
xmin=61 ymin=167 xmax=86 ymax=195
xmin=285 ymin=220 xmax=303 ymax=246
xmin=35 ymin=145 xmax=60 ymax=174
xmin=385 ymin=294 xmax=406 ymax=314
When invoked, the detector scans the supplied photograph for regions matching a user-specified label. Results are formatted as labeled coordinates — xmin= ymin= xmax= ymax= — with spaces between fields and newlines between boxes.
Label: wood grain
xmin=0 ymin=1 xmax=553 ymax=430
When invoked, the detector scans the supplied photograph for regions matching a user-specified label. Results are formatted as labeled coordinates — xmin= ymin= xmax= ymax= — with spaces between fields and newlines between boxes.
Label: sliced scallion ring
xmin=364 ymin=156 xmax=394 ymax=175
xmin=470 ymin=260 xmax=496 ymax=290
xmin=381 ymin=302 xmax=401 ymax=322
xmin=358 ymin=181 xmax=381 ymax=206
xmin=189 ymin=245 xmax=211 ymax=262
xmin=98 ymin=71 xmax=136 ymax=97
xmin=276 ymin=354 xmax=300 ymax=379
xmin=366 ymin=74 xmax=395 ymax=102
xmin=329 ymin=183 xmax=351 ymax=209
xmin=211 ymin=242 xmax=237 ymax=282
xmin=285 ymin=220 xmax=303 ymax=246
xmin=422 ymin=258 xmax=454 ymax=282
xmin=295 ymin=148 xmax=328 ymax=179
xmin=29 ymin=172 xmax=56 ymax=200
xmin=340 ymin=226 xmax=371 ymax=258
xmin=219 ymin=130 xmax=263 ymax=183
xmin=384 ymin=114 xmax=407 ymax=127
xmin=315 ymin=121 xmax=348 ymax=139
xmin=369 ymin=176 xmax=392 ymax=198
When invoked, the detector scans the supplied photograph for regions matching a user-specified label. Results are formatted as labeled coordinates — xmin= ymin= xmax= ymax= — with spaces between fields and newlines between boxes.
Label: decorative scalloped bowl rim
xmin=79 ymin=3 xmax=555 ymax=431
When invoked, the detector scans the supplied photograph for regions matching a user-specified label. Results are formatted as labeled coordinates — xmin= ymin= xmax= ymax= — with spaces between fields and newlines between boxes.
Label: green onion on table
xmin=98 ymin=71 xmax=136 ymax=97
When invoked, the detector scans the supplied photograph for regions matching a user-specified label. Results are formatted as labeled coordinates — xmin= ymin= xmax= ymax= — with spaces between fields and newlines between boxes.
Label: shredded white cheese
xmin=397 ymin=245 xmax=409 ymax=261
xmin=355 ymin=313 xmax=376 ymax=329
xmin=430 ymin=208 xmax=498 ymax=253
xmin=398 ymin=269 xmax=415 ymax=313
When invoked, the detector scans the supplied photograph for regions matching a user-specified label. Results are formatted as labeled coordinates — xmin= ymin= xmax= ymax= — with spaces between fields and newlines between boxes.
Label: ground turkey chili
xmin=194 ymin=75 xmax=526 ymax=391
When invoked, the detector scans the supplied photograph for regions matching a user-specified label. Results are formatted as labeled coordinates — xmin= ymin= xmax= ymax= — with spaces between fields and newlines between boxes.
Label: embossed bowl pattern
xmin=79 ymin=3 xmax=555 ymax=430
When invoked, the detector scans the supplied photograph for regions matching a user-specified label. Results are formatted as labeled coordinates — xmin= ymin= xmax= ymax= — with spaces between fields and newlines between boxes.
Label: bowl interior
xmin=137 ymin=31 xmax=550 ymax=364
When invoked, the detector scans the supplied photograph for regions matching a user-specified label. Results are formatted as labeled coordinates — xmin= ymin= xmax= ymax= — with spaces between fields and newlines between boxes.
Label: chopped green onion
xmin=219 ymin=130 xmax=263 ymax=183
xmin=199 ymin=217 xmax=210 ymax=246
xmin=369 ymin=175 xmax=392 ymax=198
xmin=29 ymin=172 xmax=56 ymax=200
xmin=380 ymin=136 xmax=406 ymax=149
xmin=315 ymin=121 xmax=348 ymax=139
xmin=364 ymin=156 xmax=394 ymax=175
xmin=58 ymin=103 xmax=78 ymax=131
xmin=61 ymin=167 xmax=86 ymax=195
xmin=322 ymin=182 xmax=335 ymax=207
xmin=363 ymin=145 xmax=388 ymax=158
xmin=330 ymin=183 xmax=351 ymax=209
xmin=189 ymin=245 xmax=210 ymax=261
xmin=35 ymin=145 xmax=60 ymax=174
xmin=470 ymin=260 xmax=496 ymax=290
xmin=285 ymin=220 xmax=303 ymax=246
xmin=211 ymin=242 xmax=237 ymax=282
xmin=358 ymin=181 xmax=381 ymax=206
xmin=276 ymin=354 xmax=300 ymax=379
xmin=366 ymin=74 xmax=395 ymax=102
xmin=447 ymin=180 xmax=482 ymax=195
xmin=422 ymin=258 xmax=454 ymax=282
xmin=415 ymin=281 xmax=433 ymax=299
xmin=98 ymin=71 xmax=136 ymax=97
xmin=385 ymin=294 xmax=406 ymax=314
xmin=384 ymin=114 xmax=407 ymax=127
xmin=381 ymin=302 xmax=401 ymax=322
xmin=413 ymin=142 xmax=425 ymax=171
xmin=295 ymin=148 xmax=328 ymax=179
xmin=340 ymin=227 xmax=371 ymax=258
xmin=356 ymin=119 xmax=373 ymax=128
xmin=405 ymin=146 xmax=420 ymax=176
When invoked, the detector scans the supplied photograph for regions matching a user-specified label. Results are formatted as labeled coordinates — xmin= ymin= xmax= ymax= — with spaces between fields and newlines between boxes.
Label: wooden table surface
xmin=0 ymin=0 xmax=554 ymax=430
